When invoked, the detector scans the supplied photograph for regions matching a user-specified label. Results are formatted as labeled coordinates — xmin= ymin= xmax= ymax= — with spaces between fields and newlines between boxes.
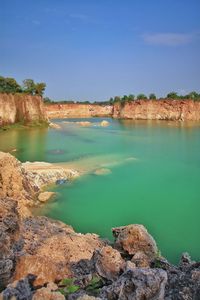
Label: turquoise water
xmin=1 ymin=118 xmax=200 ymax=263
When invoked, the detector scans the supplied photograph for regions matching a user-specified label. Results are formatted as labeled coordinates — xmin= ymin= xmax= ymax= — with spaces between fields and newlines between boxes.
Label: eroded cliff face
xmin=0 ymin=93 xmax=48 ymax=126
xmin=45 ymin=103 xmax=113 ymax=118
xmin=113 ymin=100 xmax=200 ymax=121
xmin=45 ymin=100 xmax=200 ymax=121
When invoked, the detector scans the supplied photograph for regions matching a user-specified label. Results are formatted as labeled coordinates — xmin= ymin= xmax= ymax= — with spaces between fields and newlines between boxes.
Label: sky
xmin=1 ymin=0 xmax=200 ymax=101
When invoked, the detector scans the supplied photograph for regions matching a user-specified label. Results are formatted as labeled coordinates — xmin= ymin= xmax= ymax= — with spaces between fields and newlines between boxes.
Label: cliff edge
xmin=0 ymin=93 xmax=48 ymax=126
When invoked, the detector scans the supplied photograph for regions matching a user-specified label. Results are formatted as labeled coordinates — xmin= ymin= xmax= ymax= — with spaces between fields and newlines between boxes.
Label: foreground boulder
xmin=13 ymin=217 xmax=105 ymax=286
xmin=113 ymin=224 xmax=158 ymax=264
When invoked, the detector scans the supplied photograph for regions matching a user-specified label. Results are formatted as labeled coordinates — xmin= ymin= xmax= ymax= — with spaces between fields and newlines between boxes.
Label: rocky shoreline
xmin=0 ymin=152 xmax=200 ymax=299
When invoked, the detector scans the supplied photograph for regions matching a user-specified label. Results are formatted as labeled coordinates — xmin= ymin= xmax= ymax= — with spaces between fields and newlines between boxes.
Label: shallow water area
xmin=1 ymin=117 xmax=200 ymax=264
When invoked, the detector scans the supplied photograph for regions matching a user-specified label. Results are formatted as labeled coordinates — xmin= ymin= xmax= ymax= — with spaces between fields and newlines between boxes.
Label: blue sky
xmin=1 ymin=0 xmax=200 ymax=101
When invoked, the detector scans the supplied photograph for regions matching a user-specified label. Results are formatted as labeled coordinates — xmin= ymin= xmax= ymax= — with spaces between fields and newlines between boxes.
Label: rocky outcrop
xmin=0 ymin=152 xmax=37 ymax=216
xmin=23 ymin=161 xmax=79 ymax=190
xmin=0 ymin=93 xmax=48 ymax=126
xmin=0 ymin=152 xmax=79 ymax=216
xmin=45 ymin=103 xmax=113 ymax=119
xmin=113 ymin=224 xmax=158 ymax=264
xmin=113 ymin=100 xmax=200 ymax=121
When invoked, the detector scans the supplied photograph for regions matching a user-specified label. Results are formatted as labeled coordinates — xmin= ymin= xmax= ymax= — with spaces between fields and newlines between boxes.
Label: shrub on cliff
xmin=149 ymin=93 xmax=156 ymax=100
xmin=137 ymin=93 xmax=148 ymax=100
xmin=166 ymin=92 xmax=179 ymax=99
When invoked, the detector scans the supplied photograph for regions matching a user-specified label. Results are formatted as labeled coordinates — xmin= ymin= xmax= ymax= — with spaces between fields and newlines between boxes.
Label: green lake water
xmin=1 ymin=118 xmax=200 ymax=264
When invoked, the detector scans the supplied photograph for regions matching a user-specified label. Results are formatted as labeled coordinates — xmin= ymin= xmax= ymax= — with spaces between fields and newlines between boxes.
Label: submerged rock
xmin=38 ymin=191 xmax=56 ymax=202
xmin=76 ymin=121 xmax=92 ymax=127
xmin=94 ymin=168 xmax=111 ymax=176
xmin=100 ymin=120 xmax=109 ymax=127
xmin=49 ymin=122 xmax=61 ymax=129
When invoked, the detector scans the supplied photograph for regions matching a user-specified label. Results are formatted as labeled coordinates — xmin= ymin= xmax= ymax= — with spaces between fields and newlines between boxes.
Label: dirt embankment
xmin=0 ymin=93 xmax=48 ymax=126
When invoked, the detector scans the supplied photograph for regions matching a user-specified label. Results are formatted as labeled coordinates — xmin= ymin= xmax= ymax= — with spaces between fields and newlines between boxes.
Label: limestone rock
xmin=94 ymin=246 xmax=125 ymax=281
xmin=13 ymin=216 xmax=105 ymax=286
xmin=38 ymin=191 xmax=56 ymax=202
xmin=131 ymin=251 xmax=151 ymax=267
xmin=100 ymin=268 xmax=167 ymax=300
xmin=100 ymin=120 xmax=109 ymax=127
xmin=0 ymin=197 xmax=20 ymax=290
xmin=112 ymin=224 xmax=158 ymax=261
xmin=0 ymin=152 xmax=36 ymax=217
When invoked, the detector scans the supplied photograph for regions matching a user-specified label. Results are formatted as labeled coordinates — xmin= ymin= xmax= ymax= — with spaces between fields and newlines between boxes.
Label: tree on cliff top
xmin=0 ymin=76 xmax=22 ymax=93
xmin=23 ymin=79 xmax=46 ymax=96
xmin=0 ymin=76 xmax=46 ymax=96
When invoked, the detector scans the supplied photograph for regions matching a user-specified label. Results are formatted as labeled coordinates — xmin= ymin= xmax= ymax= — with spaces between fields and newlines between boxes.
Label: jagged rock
xmin=100 ymin=268 xmax=167 ymax=300
xmin=94 ymin=246 xmax=125 ymax=281
xmin=0 ymin=152 xmax=36 ymax=217
xmin=131 ymin=251 xmax=150 ymax=267
xmin=112 ymin=224 xmax=158 ymax=261
xmin=124 ymin=261 xmax=136 ymax=272
xmin=0 ymin=274 xmax=36 ymax=300
xmin=13 ymin=216 xmax=105 ymax=286
xmin=0 ymin=197 xmax=20 ymax=290
xmin=162 ymin=253 xmax=200 ymax=299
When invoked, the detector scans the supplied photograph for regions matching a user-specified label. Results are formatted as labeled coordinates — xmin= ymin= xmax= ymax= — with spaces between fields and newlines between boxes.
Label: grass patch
xmin=0 ymin=120 xmax=49 ymax=132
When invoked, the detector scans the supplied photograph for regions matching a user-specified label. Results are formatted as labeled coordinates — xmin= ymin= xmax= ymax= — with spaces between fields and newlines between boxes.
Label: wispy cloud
xmin=142 ymin=32 xmax=198 ymax=46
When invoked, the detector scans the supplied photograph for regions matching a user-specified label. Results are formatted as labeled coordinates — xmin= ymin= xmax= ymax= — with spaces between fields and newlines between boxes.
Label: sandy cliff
xmin=113 ymin=100 xmax=200 ymax=121
xmin=45 ymin=103 xmax=113 ymax=118
xmin=0 ymin=93 xmax=48 ymax=126
xmin=45 ymin=100 xmax=200 ymax=121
